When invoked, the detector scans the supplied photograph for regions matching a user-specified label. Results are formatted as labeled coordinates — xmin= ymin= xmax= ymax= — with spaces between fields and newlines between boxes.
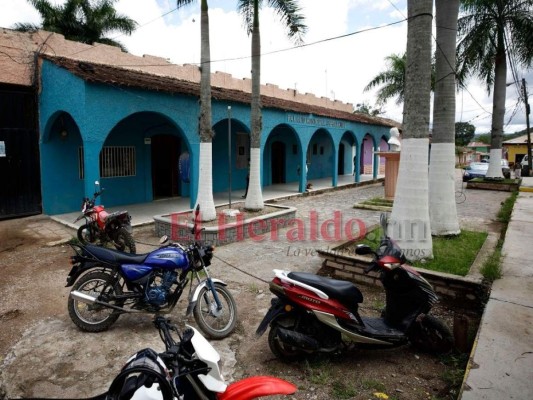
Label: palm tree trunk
xmin=245 ymin=0 xmax=264 ymax=211
xmin=390 ymin=0 xmax=433 ymax=260
xmin=196 ymin=0 xmax=216 ymax=221
xmin=485 ymin=28 xmax=507 ymax=179
xmin=429 ymin=0 xmax=460 ymax=236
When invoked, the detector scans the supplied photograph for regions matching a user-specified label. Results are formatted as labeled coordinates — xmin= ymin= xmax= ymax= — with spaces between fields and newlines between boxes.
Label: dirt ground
xmin=0 ymin=216 xmax=478 ymax=400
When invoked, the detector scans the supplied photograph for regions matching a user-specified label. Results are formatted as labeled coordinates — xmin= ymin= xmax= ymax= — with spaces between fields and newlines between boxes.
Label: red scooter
xmin=256 ymin=214 xmax=453 ymax=360
xmin=74 ymin=181 xmax=135 ymax=253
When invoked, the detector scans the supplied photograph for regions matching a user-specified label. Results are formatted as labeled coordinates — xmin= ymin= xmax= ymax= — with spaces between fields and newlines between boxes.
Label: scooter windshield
xmin=377 ymin=237 xmax=406 ymax=264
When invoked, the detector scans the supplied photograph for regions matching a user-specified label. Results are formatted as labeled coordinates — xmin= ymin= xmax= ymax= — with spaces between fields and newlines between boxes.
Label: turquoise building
xmin=0 ymin=29 xmax=397 ymax=217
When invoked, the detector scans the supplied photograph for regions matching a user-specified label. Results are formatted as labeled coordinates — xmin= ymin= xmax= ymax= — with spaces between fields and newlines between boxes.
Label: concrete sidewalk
xmin=460 ymin=177 xmax=533 ymax=399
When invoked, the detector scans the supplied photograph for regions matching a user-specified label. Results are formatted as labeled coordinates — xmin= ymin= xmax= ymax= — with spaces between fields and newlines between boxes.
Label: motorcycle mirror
xmin=355 ymin=244 xmax=373 ymax=255
xmin=159 ymin=235 xmax=169 ymax=244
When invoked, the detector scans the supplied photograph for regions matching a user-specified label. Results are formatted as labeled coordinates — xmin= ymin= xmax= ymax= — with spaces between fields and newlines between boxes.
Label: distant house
xmin=465 ymin=141 xmax=490 ymax=163
xmin=503 ymin=134 xmax=531 ymax=166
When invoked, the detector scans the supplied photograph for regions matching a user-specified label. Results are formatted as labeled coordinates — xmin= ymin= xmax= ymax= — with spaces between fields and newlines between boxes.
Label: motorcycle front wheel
xmin=114 ymin=226 xmax=136 ymax=253
xmin=408 ymin=315 xmax=454 ymax=354
xmin=77 ymin=224 xmax=97 ymax=245
xmin=193 ymin=283 xmax=237 ymax=339
xmin=68 ymin=271 xmax=123 ymax=332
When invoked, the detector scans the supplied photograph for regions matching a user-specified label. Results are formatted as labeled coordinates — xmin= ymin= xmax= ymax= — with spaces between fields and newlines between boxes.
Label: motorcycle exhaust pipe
xmin=69 ymin=290 xmax=141 ymax=313
xmin=277 ymin=327 xmax=319 ymax=351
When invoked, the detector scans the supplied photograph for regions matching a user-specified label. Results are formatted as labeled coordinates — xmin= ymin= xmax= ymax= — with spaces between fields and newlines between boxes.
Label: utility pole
xmin=523 ymin=79 xmax=532 ymax=176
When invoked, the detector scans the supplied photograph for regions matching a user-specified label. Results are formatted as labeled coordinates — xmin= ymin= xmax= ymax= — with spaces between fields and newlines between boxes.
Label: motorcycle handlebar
xmin=154 ymin=317 xmax=178 ymax=351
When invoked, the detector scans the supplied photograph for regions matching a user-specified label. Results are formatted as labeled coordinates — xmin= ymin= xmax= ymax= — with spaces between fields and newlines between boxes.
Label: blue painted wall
xmin=38 ymin=60 xmax=391 ymax=215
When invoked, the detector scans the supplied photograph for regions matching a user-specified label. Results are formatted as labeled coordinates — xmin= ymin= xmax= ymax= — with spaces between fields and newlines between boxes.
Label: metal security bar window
xmin=100 ymin=146 xmax=136 ymax=178
xmin=78 ymin=147 xmax=84 ymax=179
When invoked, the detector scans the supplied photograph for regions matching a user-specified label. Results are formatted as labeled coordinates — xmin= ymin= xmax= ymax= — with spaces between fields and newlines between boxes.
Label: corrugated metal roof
xmin=503 ymin=134 xmax=530 ymax=144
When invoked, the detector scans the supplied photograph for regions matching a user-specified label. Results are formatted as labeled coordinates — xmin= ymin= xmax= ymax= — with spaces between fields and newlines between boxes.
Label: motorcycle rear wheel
xmin=268 ymin=321 xmax=307 ymax=362
xmin=114 ymin=227 xmax=136 ymax=253
xmin=409 ymin=315 xmax=454 ymax=354
xmin=193 ymin=283 xmax=237 ymax=339
xmin=68 ymin=271 xmax=123 ymax=332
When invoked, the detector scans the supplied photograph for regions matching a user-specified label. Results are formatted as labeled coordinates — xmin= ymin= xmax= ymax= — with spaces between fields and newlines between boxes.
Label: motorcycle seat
xmin=85 ymin=244 xmax=148 ymax=264
xmin=287 ymin=272 xmax=363 ymax=305
xmin=104 ymin=210 xmax=129 ymax=221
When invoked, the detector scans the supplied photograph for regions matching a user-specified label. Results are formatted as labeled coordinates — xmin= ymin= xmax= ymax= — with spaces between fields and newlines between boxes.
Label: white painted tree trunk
xmin=390 ymin=0 xmax=433 ymax=261
xmin=390 ymin=139 xmax=433 ymax=260
xmin=195 ymin=142 xmax=216 ymax=221
xmin=429 ymin=143 xmax=460 ymax=235
xmin=244 ymin=148 xmax=264 ymax=210
xmin=486 ymin=149 xmax=504 ymax=178
xmin=429 ymin=0 xmax=460 ymax=236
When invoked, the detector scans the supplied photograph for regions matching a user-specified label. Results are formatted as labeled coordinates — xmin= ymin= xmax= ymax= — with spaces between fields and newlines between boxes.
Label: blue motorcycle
xmin=66 ymin=206 xmax=237 ymax=339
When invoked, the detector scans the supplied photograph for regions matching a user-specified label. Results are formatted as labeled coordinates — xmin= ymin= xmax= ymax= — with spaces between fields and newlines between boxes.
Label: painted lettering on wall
xmin=287 ymin=114 xmax=346 ymax=129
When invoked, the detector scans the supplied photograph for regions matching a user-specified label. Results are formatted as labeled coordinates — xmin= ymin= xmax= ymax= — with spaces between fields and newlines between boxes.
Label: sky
xmin=2 ymin=0 xmax=531 ymax=135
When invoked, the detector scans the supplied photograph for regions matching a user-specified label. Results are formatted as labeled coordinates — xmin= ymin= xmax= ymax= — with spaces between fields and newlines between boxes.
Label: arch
xmin=307 ymin=128 xmax=335 ymax=185
xmin=263 ymin=124 xmax=302 ymax=189
xmin=361 ymin=133 xmax=377 ymax=176
xmin=338 ymin=131 xmax=358 ymax=179
xmin=377 ymin=135 xmax=389 ymax=176
xmin=40 ymin=111 xmax=84 ymax=214
xmin=99 ymin=111 xmax=192 ymax=207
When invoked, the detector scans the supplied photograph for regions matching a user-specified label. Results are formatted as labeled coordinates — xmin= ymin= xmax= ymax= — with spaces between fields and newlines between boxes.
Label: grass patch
xmin=480 ymin=247 xmax=502 ymax=282
xmin=441 ymin=352 xmax=470 ymax=397
xmin=412 ymin=230 xmax=488 ymax=276
xmin=331 ymin=380 xmax=358 ymax=399
xmin=497 ymin=191 xmax=518 ymax=223
xmin=351 ymin=227 xmax=487 ymax=276
xmin=357 ymin=197 xmax=394 ymax=208
xmin=304 ymin=359 xmax=332 ymax=386
xmin=348 ymin=191 xmax=518 ymax=279
xmin=480 ymin=191 xmax=518 ymax=282
xmin=469 ymin=177 xmax=519 ymax=185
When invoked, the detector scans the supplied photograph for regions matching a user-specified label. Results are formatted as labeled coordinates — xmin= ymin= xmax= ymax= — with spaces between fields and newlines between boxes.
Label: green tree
xmin=364 ymin=53 xmax=406 ymax=106
xmin=429 ymin=0 xmax=461 ymax=236
xmin=455 ymin=122 xmax=476 ymax=146
xmin=354 ymin=102 xmax=382 ymax=116
xmin=14 ymin=0 xmax=136 ymax=52
xmin=390 ymin=0 xmax=434 ymax=260
xmin=457 ymin=0 xmax=533 ymax=178
xmin=237 ymin=0 xmax=306 ymax=210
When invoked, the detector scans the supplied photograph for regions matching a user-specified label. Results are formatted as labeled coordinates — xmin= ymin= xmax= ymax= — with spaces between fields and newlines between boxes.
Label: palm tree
xmin=428 ymin=0 xmax=461 ymax=236
xmin=14 ymin=0 xmax=136 ymax=52
xmin=176 ymin=0 xmax=217 ymax=221
xmin=389 ymin=0 xmax=433 ymax=261
xmin=237 ymin=0 xmax=306 ymax=210
xmin=457 ymin=0 xmax=533 ymax=179
xmin=364 ymin=53 xmax=406 ymax=106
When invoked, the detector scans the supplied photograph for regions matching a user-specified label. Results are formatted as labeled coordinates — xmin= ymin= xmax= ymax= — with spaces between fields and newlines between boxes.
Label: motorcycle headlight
xmin=201 ymin=245 xmax=215 ymax=266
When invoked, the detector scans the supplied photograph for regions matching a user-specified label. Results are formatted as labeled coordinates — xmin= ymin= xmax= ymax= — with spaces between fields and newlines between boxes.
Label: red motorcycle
xmin=74 ymin=181 xmax=136 ymax=253
xmin=256 ymin=214 xmax=453 ymax=360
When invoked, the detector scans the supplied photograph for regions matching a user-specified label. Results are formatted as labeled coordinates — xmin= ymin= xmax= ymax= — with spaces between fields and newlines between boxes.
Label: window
xmin=100 ymin=146 xmax=136 ymax=177
xmin=78 ymin=147 xmax=84 ymax=179
xmin=78 ymin=146 xmax=136 ymax=179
